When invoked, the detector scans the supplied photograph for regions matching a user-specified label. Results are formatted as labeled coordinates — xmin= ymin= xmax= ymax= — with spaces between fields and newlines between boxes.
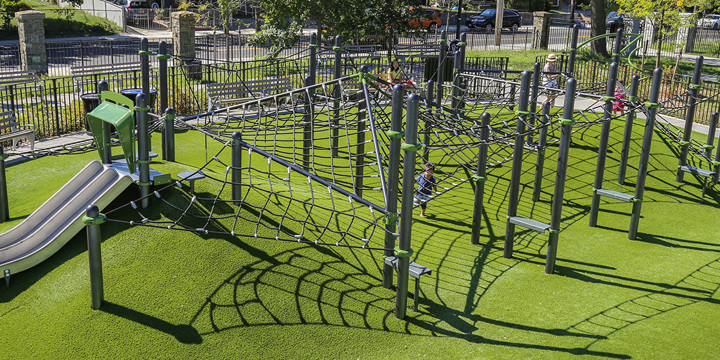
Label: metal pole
xmin=309 ymin=33 xmax=317 ymax=84
xmin=436 ymin=30 xmax=447 ymax=106
xmin=567 ymin=25 xmax=579 ymax=77
xmin=618 ymin=75 xmax=640 ymax=184
xmin=355 ymin=93 xmax=367 ymax=197
xmin=503 ymin=71 xmax=532 ymax=259
xmin=163 ymin=108 xmax=176 ymax=162
xmin=423 ymin=80 xmax=435 ymax=162
xmin=158 ymin=41 xmax=168 ymax=113
xmin=589 ymin=62 xmax=619 ymax=227
xmin=545 ymin=78 xmax=577 ymax=274
xmin=612 ymin=28 xmax=624 ymax=64
xmin=471 ymin=113 xmax=491 ymax=245
xmin=456 ymin=0 xmax=463 ymax=40
xmin=450 ymin=34 xmax=466 ymax=109
xmin=629 ymin=68 xmax=663 ymax=240
xmin=383 ymin=84 xmax=404 ymax=289
xmin=714 ymin=117 xmax=720 ymax=184
xmin=98 ymin=80 xmax=112 ymax=165
xmin=84 ymin=204 xmax=105 ymax=310
xmin=331 ymin=35 xmax=342 ymax=157
xmin=232 ymin=132 xmax=242 ymax=202
xmin=0 ymin=145 xmax=8 ymax=223
xmin=677 ymin=56 xmax=703 ymax=182
xmin=703 ymin=112 xmax=719 ymax=195
xmin=140 ymin=38 xmax=152 ymax=152
xmin=529 ymin=62 xmax=541 ymax=144
xmin=532 ymin=102 xmax=551 ymax=202
xmin=302 ymin=76 xmax=313 ymax=171
xmin=396 ymin=94 xmax=420 ymax=320
xmin=136 ymin=93 xmax=150 ymax=209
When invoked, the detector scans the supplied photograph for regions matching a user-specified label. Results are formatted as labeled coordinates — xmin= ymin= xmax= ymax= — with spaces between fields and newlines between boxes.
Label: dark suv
xmin=466 ymin=9 xmax=522 ymax=32
xmin=606 ymin=12 xmax=624 ymax=33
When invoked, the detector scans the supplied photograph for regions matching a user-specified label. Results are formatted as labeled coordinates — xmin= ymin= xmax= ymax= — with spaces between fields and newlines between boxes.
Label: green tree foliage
xmin=254 ymin=0 xmax=425 ymax=58
xmin=0 ymin=0 xmax=31 ymax=30
xmin=616 ymin=0 xmax=705 ymax=67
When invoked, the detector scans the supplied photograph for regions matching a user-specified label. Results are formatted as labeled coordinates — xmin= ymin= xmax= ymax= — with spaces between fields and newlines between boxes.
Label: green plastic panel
xmin=87 ymin=98 xmax=136 ymax=172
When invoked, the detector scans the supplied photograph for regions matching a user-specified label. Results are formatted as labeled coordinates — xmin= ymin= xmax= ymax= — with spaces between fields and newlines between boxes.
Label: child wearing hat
xmin=543 ymin=54 xmax=561 ymax=107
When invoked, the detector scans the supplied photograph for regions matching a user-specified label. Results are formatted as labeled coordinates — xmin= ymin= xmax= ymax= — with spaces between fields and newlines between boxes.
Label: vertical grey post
xmin=528 ymin=62 xmax=541 ymax=144
xmin=436 ymin=30 xmax=448 ymax=106
xmin=714 ymin=116 xmax=720 ymax=184
xmin=451 ymin=34 xmax=467 ymax=109
xmin=309 ymin=33 xmax=317 ymax=84
xmin=158 ymin=41 xmax=169 ymax=114
xmin=331 ymin=35 xmax=342 ymax=157
xmin=532 ymin=102 xmax=551 ymax=202
xmin=423 ymin=80 xmax=435 ymax=162
xmin=84 ymin=205 xmax=105 ymax=310
xmin=136 ymin=94 xmax=151 ymax=209
xmin=396 ymin=94 xmax=420 ymax=320
xmin=140 ymin=38 xmax=152 ymax=152
xmin=503 ymin=71 xmax=532 ymax=259
xmin=629 ymin=69 xmax=662 ymax=239
xmin=0 ymin=145 xmax=8 ymax=223
xmin=163 ymin=108 xmax=176 ymax=162
xmin=545 ymin=78 xmax=577 ymax=274
xmin=471 ymin=113 xmax=491 ymax=245
xmin=677 ymin=56 xmax=703 ymax=182
xmin=612 ymin=28 xmax=624 ymax=64
xmin=618 ymin=75 xmax=640 ymax=184
xmin=98 ymin=80 xmax=112 ymax=165
xmin=701 ymin=113 xmax=718 ymax=196
xmin=355 ymin=91 xmax=367 ymax=197
xmin=232 ymin=132 xmax=242 ymax=202
xmin=567 ymin=25 xmax=579 ymax=77
xmin=383 ymin=84 xmax=405 ymax=289
xmin=302 ymin=76 xmax=313 ymax=171
xmin=588 ymin=62 xmax=619 ymax=227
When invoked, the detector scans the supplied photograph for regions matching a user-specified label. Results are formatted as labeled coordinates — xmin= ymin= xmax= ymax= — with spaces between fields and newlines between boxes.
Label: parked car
xmin=606 ymin=12 xmax=624 ymax=33
xmin=466 ymin=9 xmax=522 ymax=32
xmin=698 ymin=14 xmax=720 ymax=29
xmin=409 ymin=7 xmax=442 ymax=31
xmin=124 ymin=0 xmax=153 ymax=23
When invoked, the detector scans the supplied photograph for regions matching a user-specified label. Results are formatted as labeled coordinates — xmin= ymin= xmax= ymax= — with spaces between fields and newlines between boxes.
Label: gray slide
xmin=0 ymin=160 xmax=133 ymax=278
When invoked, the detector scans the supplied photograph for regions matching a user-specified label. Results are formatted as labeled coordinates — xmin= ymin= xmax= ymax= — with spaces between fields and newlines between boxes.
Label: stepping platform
xmin=384 ymin=256 xmax=432 ymax=311
xmin=679 ymin=165 xmax=714 ymax=178
xmin=110 ymin=160 xmax=172 ymax=185
xmin=177 ymin=171 xmax=205 ymax=194
xmin=508 ymin=216 xmax=551 ymax=233
xmin=596 ymin=189 xmax=635 ymax=202
xmin=135 ymin=151 xmax=158 ymax=159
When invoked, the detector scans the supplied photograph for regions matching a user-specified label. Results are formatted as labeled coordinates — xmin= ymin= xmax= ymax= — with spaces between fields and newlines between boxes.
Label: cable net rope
xmin=104 ymin=139 xmax=394 ymax=251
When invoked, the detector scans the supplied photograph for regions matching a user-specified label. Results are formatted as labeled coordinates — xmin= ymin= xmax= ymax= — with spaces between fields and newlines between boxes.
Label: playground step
xmin=508 ymin=216 xmax=551 ymax=233
xmin=596 ymin=189 xmax=635 ymax=202
xmin=679 ymin=165 xmax=714 ymax=178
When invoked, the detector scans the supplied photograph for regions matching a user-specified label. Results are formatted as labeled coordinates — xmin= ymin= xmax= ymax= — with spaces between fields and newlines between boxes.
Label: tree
xmin=0 ymin=0 xmax=31 ymax=30
xmin=615 ymin=0 xmax=701 ymax=68
xmin=254 ymin=0 xmax=425 ymax=59
xmin=589 ymin=0 xmax=608 ymax=57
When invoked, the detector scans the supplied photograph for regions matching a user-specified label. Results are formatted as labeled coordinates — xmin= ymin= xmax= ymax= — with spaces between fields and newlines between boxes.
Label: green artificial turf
xmin=1 ymin=109 xmax=719 ymax=359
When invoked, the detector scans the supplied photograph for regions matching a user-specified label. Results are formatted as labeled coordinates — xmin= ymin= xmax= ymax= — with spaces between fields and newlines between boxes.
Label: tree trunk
xmin=590 ymin=0 xmax=608 ymax=57
xmin=655 ymin=10 xmax=665 ymax=69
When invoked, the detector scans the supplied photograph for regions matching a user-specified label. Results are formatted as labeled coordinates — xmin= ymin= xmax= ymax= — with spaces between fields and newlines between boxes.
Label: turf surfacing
xmin=1 ymin=117 xmax=719 ymax=359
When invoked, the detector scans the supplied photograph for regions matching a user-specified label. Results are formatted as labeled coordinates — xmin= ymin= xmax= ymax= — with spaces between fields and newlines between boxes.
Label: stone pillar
xmin=172 ymin=11 xmax=201 ymax=80
xmin=16 ymin=11 xmax=47 ymax=73
xmin=532 ymin=12 xmax=551 ymax=50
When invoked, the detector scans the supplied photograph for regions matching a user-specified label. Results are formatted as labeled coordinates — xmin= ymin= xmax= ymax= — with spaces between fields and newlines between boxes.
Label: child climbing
xmin=414 ymin=164 xmax=439 ymax=217
xmin=613 ymin=86 xmax=627 ymax=114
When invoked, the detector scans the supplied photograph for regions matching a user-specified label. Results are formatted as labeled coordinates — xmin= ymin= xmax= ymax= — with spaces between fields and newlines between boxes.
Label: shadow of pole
xmin=101 ymin=301 xmax=203 ymax=344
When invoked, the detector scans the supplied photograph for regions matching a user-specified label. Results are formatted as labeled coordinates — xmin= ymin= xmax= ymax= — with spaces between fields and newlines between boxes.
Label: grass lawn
xmin=0 ymin=0 xmax=122 ymax=40
xmin=1 ymin=101 xmax=719 ymax=358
